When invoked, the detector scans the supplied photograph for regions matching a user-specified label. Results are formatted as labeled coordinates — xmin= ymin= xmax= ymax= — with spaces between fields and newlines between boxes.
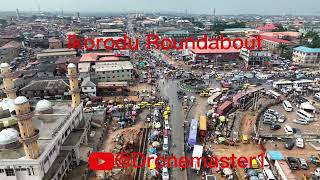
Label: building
xmin=101 ymin=29 xmax=123 ymax=37
xmin=0 ymin=41 xmax=22 ymax=63
xmin=240 ymin=48 xmax=270 ymax=67
xmin=256 ymin=24 xmax=278 ymax=32
xmin=163 ymin=30 xmax=190 ymax=43
xmin=190 ymin=46 xmax=240 ymax=64
xmin=78 ymin=52 xmax=133 ymax=83
xmin=292 ymin=46 xmax=320 ymax=65
xmin=19 ymin=79 xmax=70 ymax=100
xmin=36 ymin=49 xmax=77 ymax=63
xmin=48 ymin=38 xmax=62 ymax=49
xmin=81 ymin=77 xmax=96 ymax=97
xmin=0 ymin=64 xmax=89 ymax=180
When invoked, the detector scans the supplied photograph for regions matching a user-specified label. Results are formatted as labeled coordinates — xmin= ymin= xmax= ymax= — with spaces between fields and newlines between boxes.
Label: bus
xmin=282 ymin=100 xmax=293 ymax=112
xmin=207 ymin=92 xmax=222 ymax=105
xmin=297 ymin=109 xmax=314 ymax=121
xmin=272 ymin=81 xmax=294 ymax=89
xmin=199 ymin=116 xmax=207 ymax=137
xmin=188 ymin=119 xmax=198 ymax=147
xmin=293 ymin=79 xmax=314 ymax=89
xmin=263 ymin=168 xmax=276 ymax=180
xmin=266 ymin=90 xmax=281 ymax=99
xmin=217 ymin=100 xmax=233 ymax=115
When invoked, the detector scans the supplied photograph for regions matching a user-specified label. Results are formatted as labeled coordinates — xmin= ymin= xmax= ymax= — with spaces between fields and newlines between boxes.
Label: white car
xmin=296 ymin=138 xmax=304 ymax=148
xmin=164 ymin=120 xmax=170 ymax=130
xmin=162 ymin=167 xmax=169 ymax=180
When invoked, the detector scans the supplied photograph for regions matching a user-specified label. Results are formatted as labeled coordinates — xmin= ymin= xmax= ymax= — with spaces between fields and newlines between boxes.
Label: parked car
xmin=270 ymin=123 xmax=281 ymax=130
xmin=287 ymin=157 xmax=299 ymax=170
xmin=278 ymin=115 xmax=287 ymax=123
xmin=296 ymin=138 xmax=304 ymax=148
xmin=298 ymin=158 xmax=309 ymax=170
xmin=310 ymin=155 xmax=320 ymax=165
xmin=162 ymin=167 xmax=169 ymax=180
xmin=293 ymin=119 xmax=308 ymax=125
xmin=284 ymin=138 xmax=295 ymax=150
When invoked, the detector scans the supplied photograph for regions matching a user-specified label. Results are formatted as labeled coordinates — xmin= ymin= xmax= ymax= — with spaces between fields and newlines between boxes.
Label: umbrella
xmin=218 ymin=137 xmax=226 ymax=143
xmin=108 ymin=100 xmax=114 ymax=104
xmin=154 ymin=122 xmax=161 ymax=129
xmin=131 ymin=111 xmax=137 ymax=116
xmin=149 ymin=147 xmax=157 ymax=154
xmin=149 ymin=154 xmax=158 ymax=163
xmin=149 ymin=162 xmax=156 ymax=169
xmin=219 ymin=116 xmax=226 ymax=122
xmin=150 ymin=169 xmax=159 ymax=177
xmin=152 ymin=141 xmax=160 ymax=147
xmin=223 ymin=168 xmax=233 ymax=175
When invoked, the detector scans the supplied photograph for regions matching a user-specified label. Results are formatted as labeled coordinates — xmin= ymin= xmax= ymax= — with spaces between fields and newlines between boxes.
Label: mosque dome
xmin=14 ymin=96 xmax=29 ymax=105
xmin=35 ymin=100 xmax=53 ymax=114
xmin=68 ymin=63 xmax=76 ymax=68
xmin=0 ymin=63 xmax=10 ymax=68
xmin=0 ymin=128 xmax=19 ymax=145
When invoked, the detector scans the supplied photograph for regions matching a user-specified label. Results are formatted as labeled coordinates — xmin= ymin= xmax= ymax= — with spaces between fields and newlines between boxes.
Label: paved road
xmin=158 ymin=78 xmax=188 ymax=180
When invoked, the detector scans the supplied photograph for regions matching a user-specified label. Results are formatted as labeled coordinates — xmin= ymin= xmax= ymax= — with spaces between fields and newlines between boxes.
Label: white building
xmin=81 ymin=77 xmax=96 ymax=97
xmin=0 ymin=100 xmax=88 ymax=180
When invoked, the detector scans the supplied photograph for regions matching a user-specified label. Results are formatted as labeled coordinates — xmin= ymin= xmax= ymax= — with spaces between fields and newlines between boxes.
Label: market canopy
xmin=267 ymin=150 xmax=284 ymax=160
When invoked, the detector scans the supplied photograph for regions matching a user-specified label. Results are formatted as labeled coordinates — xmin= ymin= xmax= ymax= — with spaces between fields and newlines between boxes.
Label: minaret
xmin=14 ymin=96 xmax=40 ymax=159
xmin=0 ymin=63 xmax=17 ymax=99
xmin=67 ymin=63 xmax=80 ymax=108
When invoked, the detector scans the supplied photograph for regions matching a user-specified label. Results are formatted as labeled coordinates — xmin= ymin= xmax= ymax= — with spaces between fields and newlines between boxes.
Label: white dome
xmin=35 ymin=100 xmax=52 ymax=112
xmin=0 ymin=63 xmax=9 ymax=68
xmin=0 ymin=98 xmax=15 ymax=112
xmin=14 ymin=96 xmax=29 ymax=105
xmin=68 ymin=63 xmax=76 ymax=68
xmin=0 ymin=128 xmax=19 ymax=145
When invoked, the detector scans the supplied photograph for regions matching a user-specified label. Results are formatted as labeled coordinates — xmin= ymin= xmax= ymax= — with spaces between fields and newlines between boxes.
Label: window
xmin=0 ymin=169 xmax=4 ymax=173
xmin=5 ymin=169 xmax=15 ymax=176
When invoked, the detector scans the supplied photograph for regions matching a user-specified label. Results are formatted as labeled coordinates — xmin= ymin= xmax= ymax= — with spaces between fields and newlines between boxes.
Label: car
xmin=278 ymin=115 xmax=287 ymax=123
xmin=162 ymin=167 xmax=169 ymax=180
xmin=293 ymin=119 xmax=308 ymax=125
xmin=310 ymin=155 xmax=320 ymax=165
xmin=266 ymin=109 xmax=278 ymax=116
xmin=164 ymin=120 xmax=170 ymax=130
xmin=287 ymin=157 xmax=299 ymax=170
xmin=270 ymin=123 xmax=281 ymax=130
xmin=257 ymin=173 xmax=266 ymax=180
xmin=298 ymin=158 xmax=309 ymax=170
xmin=284 ymin=138 xmax=294 ymax=150
xmin=296 ymin=138 xmax=304 ymax=148
xmin=263 ymin=118 xmax=275 ymax=125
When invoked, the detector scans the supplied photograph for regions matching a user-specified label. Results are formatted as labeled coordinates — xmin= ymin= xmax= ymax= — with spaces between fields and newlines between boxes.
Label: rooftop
xmin=93 ymin=61 xmax=133 ymax=72
xmin=79 ymin=52 xmax=120 ymax=62
xmin=293 ymin=46 xmax=320 ymax=53
xmin=0 ymin=100 xmax=74 ymax=160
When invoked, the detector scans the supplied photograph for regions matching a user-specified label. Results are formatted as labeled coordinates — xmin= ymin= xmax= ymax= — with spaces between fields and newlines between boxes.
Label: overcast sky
xmin=1 ymin=0 xmax=320 ymax=15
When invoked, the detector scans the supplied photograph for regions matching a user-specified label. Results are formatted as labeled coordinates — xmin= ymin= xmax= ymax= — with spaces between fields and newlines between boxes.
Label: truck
xmin=199 ymin=116 xmax=207 ymax=138
xmin=207 ymin=92 xmax=222 ymax=105
xmin=274 ymin=160 xmax=298 ymax=180
xmin=217 ymin=100 xmax=233 ymax=115
xmin=191 ymin=145 xmax=204 ymax=173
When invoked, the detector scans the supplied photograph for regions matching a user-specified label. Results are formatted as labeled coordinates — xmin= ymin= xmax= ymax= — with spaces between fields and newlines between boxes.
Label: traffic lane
xmin=158 ymin=78 xmax=187 ymax=180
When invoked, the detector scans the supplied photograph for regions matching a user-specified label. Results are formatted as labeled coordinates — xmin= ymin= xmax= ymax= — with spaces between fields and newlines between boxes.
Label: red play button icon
xmin=88 ymin=152 xmax=115 ymax=170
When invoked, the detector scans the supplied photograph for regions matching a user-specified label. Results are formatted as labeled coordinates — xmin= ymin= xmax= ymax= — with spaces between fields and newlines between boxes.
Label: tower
xmin=14 ymin=96 xmax=40 ymax=159
xmin=0 ymin=63 xmax=17 ymax=99
xmin=67 ymin=63 xmax=80 ymax=108
xmin=16 ymin=8 xmax=20 ymax=20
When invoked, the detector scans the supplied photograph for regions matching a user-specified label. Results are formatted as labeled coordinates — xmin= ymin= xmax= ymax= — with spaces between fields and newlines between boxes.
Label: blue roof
xmin=293 ymin=46 xmax=320 ymax=53
xmin=267 ymin=150 xmax=284 ymax=160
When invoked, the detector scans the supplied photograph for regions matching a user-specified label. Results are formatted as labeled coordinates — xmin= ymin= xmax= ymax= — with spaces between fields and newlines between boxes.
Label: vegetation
xmin=303 ymin=31 xmax=320 ymax=48
xmin=0 ymin=19 xmax=7 ymax=27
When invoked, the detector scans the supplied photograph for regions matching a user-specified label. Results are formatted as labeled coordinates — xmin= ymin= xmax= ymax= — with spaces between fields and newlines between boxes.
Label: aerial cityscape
xmin=1 ymin=0 xmax=320 ymax=180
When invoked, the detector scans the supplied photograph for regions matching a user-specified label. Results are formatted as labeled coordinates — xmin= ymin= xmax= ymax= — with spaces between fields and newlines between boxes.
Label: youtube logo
xmin=88 ymin=152 xmax=115 ymax=170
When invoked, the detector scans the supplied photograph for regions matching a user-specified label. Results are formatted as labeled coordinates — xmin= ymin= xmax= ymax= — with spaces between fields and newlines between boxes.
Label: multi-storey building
xmin=293 ymin=46 xmax=320 ymax=65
